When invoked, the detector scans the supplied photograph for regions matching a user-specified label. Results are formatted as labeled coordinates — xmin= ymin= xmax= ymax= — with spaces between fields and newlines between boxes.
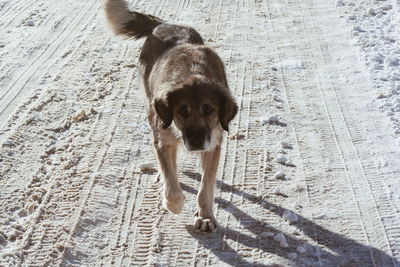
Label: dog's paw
xmin=164 ymin=192 xmax=185 ymax=214
xmin=194 ymin=213 xmax=218 ymax=232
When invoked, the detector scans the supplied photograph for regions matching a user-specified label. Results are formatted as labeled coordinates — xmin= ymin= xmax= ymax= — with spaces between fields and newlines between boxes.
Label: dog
xmin=104 ymin=0 xmax=237 ymax=231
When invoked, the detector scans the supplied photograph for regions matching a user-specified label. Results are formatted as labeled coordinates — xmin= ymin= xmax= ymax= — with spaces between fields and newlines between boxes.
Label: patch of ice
xmin=288 ymin=252 xmax=297 ymax=259
xmin=268 ymin=205 xmax=276 ymax=211
xmin=0 ymin=232 xmax=6 ymax=244
xmin=273 ymin=59 xmax=304 ymax=70
xmin=263 ymin=114 xmax=280 ymax=124
xmin=272 ymin=186 xmax=282 ymax=195
xmin=280 ymin=241 xmax=289 ymax=248
xmin=26 ymin=20 xmax=35 ymax=26
xmin=261 ymin=231 xmax=275 ymax=238
xmin=285 ymin=160 xmax=295 ymax=167
xmin=336 ymin=0 xmax=344 ymax=6
xmin=276 ymin=148 xmax=287 ymax=154
xmin=3 ymin=140 xmax=14 ymax=147
xmin=368 ymin=8 xmax=376 ymax=16
xmin=275 ymin=155 xmax=287 ymax=164
xmin=380 ymin=4 xmax=393 ymax=11
xmin=280 ymin=141 xmax=292 ymax=149
xmin=274 ymin=233 xmax=289 ymax=247
xmin=385 ymin=56 xmax=399 ymax=67
xmin=274 ymin=171 xmax=286 ymax=180
xmin=282 ymin=210 xmax=299 ymax=224
xmin=297 ymin=246 xmax=306 ymax=254
xmin=272 ymin=94 xmax=282 ymax=102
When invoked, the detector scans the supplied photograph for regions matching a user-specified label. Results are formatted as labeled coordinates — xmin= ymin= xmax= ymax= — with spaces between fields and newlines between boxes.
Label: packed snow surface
xmin=0 ymin=0 xmax=399 ymax=266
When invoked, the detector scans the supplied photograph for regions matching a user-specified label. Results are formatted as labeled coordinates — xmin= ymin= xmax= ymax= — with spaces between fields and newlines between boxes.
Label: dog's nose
xmin=184 ymin=126 xmax=208 ymax=151
xmin=188 ymin=137 xmax=203 ymax=149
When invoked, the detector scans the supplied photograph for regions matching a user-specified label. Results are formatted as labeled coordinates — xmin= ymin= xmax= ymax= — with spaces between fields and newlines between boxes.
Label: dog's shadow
xmin=181 ymin=171 xmax=399 ymax=267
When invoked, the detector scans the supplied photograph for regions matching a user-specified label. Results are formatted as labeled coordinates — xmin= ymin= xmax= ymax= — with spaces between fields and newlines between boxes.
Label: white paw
xmin=194 ymin=214 xmax=218 ymax=232
xmin=164 ymin=192 xmax=185 ymax=214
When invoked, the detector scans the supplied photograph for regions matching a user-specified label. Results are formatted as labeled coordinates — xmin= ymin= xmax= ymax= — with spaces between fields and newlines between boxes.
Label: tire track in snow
xmin=0 ymin=19 xmax=129 ymax=263
xmin=0 ymin=0 xmax=108 ymax=219
xmin=90 ymin=1 xmax=176 ymax=266
xmin=0 ymin=0 xmax=98 ymax=132
xmin=266 ymin=0 xmax=400 ymax=265
xmin=194 ymin=1 xmax=252 ymax=264
xmin=58 ymin=73 xmax=141 ymax=266
xmin=0 ymin=0 xmax=34 ymax=28
xmin=303 ymin=0 xmax=398 ymax=263
xmin=304 ymin=0 xmax=400 ymax=261
xmin=148 ymin=1 xmax=203 ymax=263
xmin=1 ymin=0 xmax=400 ymax=266
xmin=265 ymin=0 xmax=372 ymax=266
xmin=17 ymin=45 xmax=130 ymax=266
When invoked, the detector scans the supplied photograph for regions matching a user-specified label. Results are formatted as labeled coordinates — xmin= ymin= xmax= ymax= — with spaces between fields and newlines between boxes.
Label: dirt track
xmin=0 ymin=0 xmax=399 ymax=266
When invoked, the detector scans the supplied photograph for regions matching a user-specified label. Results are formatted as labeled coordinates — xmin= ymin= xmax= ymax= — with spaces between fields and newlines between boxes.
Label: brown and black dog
xmin=105 ymin=0 xmax=237 ymax=231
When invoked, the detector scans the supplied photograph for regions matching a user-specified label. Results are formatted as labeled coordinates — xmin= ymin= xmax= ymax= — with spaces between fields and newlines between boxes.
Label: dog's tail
xmin=104 ymin=0 xmax=163 ymax=39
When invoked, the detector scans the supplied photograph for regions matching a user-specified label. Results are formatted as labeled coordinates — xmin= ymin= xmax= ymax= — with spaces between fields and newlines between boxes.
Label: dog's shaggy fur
xmin=105 ymin=0 xmax=237 ymax=231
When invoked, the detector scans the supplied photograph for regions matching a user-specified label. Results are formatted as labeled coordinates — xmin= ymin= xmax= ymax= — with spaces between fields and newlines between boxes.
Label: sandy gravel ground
xmin=0 ymin=0 xmax=399 ymax=266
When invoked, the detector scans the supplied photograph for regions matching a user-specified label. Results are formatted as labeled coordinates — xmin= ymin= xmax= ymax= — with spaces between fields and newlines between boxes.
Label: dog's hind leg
xmin=156 ymin=144 xmax=185 ymax=214
xmin=195 ymin=146 xmax=221 ymax=231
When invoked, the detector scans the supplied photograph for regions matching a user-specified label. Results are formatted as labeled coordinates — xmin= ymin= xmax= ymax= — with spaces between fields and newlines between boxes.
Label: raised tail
xmin=104 ymin=0 xmax=163 ymax=39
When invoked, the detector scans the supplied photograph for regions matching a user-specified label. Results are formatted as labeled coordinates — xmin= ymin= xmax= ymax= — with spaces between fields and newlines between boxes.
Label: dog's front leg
xmin=156 ymin=144 xmax=185 ymax=214
xmin=195 ymin=146 xmax=221 ymax=231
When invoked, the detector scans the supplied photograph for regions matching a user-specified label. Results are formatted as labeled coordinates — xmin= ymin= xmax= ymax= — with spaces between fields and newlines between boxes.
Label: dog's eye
xmin=177 ymin=105 xmax=189 ymax=117
xmin=203 ymin=104 xmax=215 ymax=116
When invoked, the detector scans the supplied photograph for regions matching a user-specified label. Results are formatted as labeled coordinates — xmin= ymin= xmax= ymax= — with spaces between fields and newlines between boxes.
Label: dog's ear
xmin=218 ymin=90 xmax=238 ymax=132
xmin=153 ymin=94 xmax=173 ymax=129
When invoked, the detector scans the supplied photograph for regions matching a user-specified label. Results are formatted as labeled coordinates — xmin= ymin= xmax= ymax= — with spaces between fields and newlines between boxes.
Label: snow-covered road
xmin=0 ymin=0 xmax=399 ymax=266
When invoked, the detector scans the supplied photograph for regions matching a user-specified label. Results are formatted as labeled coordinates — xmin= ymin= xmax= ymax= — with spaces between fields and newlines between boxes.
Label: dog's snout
xmin=184 ymin=127 xmax=209 ymax=151
xmin=188 ymin=136 xmax=204 ymax=149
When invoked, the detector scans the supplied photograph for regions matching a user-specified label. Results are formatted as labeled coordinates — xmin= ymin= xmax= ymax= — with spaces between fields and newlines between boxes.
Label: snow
xmin=45 ymin=145 xmax=56 ymax=155
xmin=282 ymin=210 xmax=299 ymax=224
xmin=285 ymin=160 xmax=295 ymax=167
xmin=336 ymin=0 xmax=345 ymax=7
xmin=296 ymin=246 xmax=306 ymax=254
xmin=138 ymin=162 xmax=157 ymax=174
xmin=275 ymin=155 xmax=287 ymax=164
xmin=26 ymin=20 xmax=35 ymax=27
xmin=272 ymin=186 xmax=283 ymax=196
xmin=275 ymin=155 xmax=295 ymax=166
xmin=261 ymin=231 xmax=275 ymax=238
xmin=0 ymin=0 xmax=400 ymax=266
xmin=3 ymin=140 xmax=14 ymax=147
xmin=280 ymin=141 xmax=292 ymax=149
xmin=272 ymin=94 xmax=282 ymax=102
xmin=273 ymin=59 xmax=304 ymax=70
xmin=280 ymin=241 xmax=289 ymax=248
xmin=337 ymin=0 xmax=400 ymax=142
xmin=273 ymin=232 xmax=286 ymax=243
xmin=273 ymin=233 xmax=289 ymax=248
xmin=262 ymin=114 xmax=281 ymax=125
xmin=274 ymin=171 xmax=286 ymax=180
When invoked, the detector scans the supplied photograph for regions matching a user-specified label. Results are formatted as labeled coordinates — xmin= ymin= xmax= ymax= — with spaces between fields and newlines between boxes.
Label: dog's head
xmin=153 ymin=79 xmax=237 ymax=151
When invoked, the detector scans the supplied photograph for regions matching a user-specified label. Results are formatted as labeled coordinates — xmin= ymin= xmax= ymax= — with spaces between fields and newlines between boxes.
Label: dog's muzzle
xmin=183 ymin=127 xmax=210 ymax=151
